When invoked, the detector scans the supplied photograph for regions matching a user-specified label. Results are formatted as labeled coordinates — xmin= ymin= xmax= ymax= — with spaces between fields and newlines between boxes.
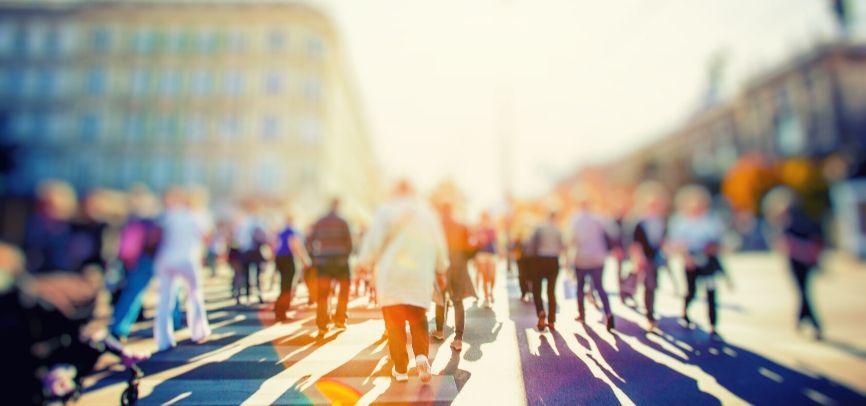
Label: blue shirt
xmin=275 ymin=226 xmax=296 ymax=257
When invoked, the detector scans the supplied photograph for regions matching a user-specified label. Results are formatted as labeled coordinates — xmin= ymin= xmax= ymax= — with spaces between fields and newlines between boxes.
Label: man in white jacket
xmin=358 ymin=180 xmax=449 ymax=383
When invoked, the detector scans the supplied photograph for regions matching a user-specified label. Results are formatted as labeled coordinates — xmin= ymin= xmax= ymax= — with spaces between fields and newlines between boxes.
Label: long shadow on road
xmin=646 ymin=316 xmax=866 ymax=405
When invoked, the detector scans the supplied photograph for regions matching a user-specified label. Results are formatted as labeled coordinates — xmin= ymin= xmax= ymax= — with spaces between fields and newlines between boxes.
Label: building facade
xmin=599 ymin=42 xmax=866 ymax=192
xmin=0 ymin=0 xmax=381 ymax=219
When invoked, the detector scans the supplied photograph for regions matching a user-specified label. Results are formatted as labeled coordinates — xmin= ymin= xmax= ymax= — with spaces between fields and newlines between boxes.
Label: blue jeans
xmin=576 ymin=266 xmax=612 ymax=318
xmin=111 ymin=256 xmax=183 ymax=337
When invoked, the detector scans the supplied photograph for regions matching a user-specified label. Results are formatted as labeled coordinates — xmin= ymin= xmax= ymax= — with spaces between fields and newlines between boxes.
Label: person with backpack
xmin=630 ymin=193 xmax=669 ymax=332
xmin=109 ymin=187 xmax=163 ymax=341
xmin=308 ymin=198 xmax=354 ymax=336
xmin=569 ymin=198 xmax=615 ymax=331
xmin=357 ymin=180 xmax=448 ymax=383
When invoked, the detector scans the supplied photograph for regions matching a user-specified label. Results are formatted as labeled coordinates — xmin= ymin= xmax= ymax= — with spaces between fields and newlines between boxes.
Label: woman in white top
xmin=153 ymin=188 xmax=212 ymax=351
xmin=358 ymin=180 xmax=449 ymax=383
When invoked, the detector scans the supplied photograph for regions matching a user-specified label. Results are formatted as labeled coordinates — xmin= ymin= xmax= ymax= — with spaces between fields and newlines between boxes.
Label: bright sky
xmin=319 ymin=0 xmax=860 ymax=212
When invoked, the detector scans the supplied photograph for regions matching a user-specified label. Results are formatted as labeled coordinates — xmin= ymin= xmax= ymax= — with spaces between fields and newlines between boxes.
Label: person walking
xmin=473 ymin=212 xmax=498 ymax=307
xmin=781 ymin=204 xmax=824 ymax=340
xmin=358 ymin=180 xmax=449 ymax=383
xmin=529 ymin=211 xmax=565 ymax=331
xmin=630 ymin=195 xmax=668 ymax=332
xmin=432 ymin=203 xmax=477 ymax=351
xmin=569 ymin=199 xmax=615 ymax=331
xmin=273 ymin=213 xmax=311 ymax=322
xmin=669 ymin=185 xmax=730 ymax=336
xmin=110 ymin=187 xmax=162 ymax=341
xmin=153 ymin=188 xmax=211 ymax=351
xmin=308 ymin=198 xmax=354 ymax=336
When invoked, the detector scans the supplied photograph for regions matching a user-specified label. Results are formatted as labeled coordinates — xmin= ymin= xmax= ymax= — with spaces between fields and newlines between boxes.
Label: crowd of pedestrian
xmin=1 ymin=175 xmax=829 ymax=395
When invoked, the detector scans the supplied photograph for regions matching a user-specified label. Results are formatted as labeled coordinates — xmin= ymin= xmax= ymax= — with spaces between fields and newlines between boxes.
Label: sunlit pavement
xmin=79 ymin=253 xmax=866 ymax=405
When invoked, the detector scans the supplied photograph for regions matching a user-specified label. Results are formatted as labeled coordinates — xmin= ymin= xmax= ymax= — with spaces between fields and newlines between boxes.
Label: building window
xmin=268 ymin=29 xmax=286 ymax=52
xmin=57 ymin=23 xmax=78 ymax=56
xmin=160 ymin=69 xmax=181 ymax=96
xmin=37 ymin=68 xmax=57 ymax=97
xmin=86 ymin=68 xmax=107 ymax=95
xmin=80 ymin=113 xmax=101 ymax=141
xmin=223 ymin=70 xmax=243 ymax=96
xmin=303 ymin=77 xmax=321 ymax=102
xmin=0 ymin=21 xmax=14 ymax=56
xmin=226 ymin=28 xmax=245 ymax=52
xmin=216 ymin=161 xmax=236 ymax=189
xmin=184 ymin=159 xmax=204 ymax=185
xmin=261 ymin=116 xmax=280 ymax=139
xmin=130 ymin=68 xmax=150 ymax=96
xmin=151 ymin=156 xmax=170 ymax=189
xmin=124 ymin=114 xmax=145 ymax=142
xmin=197 ymin=28 xmax=217 ymax=54
xmin=221 ymin=116 xmax=240 ymax=140
xmin=300 ymin=116 xmax=321 ymax=143
xmin=306 ymin=35 xmax=324 ymax=58
xmin=10 ymin=112 xmax=35 ymax=140
xmin=132 ymin=27 xmax=154 ymax=54
xmin=27 ymin=23 xmax=49 ymax=57
xmin=187 ymin=116 xmax=205 ymax=141
xmin=264 ymin=70 xmax=282 ymax=95
xmin=191 ymin=69 xmax=212 ymax=96
xmin=257 ymin=159 xmax=279 ymax=192
xmin=46 ymin=112 xmax=70 ymax=141
xmin=90 ymin=26 xmax=111 ymax=53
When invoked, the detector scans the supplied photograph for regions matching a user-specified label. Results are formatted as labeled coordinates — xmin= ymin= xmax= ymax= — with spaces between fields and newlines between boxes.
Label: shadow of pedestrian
xmin=463 ymin=306 xmax=502 ymax=362
xmin=645 ymin=316 xmax=866 ymax=405
xmin=581 ymin=320 xmax=722 ymax=404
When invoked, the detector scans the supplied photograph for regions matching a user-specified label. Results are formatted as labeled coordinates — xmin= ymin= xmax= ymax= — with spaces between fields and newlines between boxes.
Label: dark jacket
xmin=308 ymin=212 xmax=353 ymax=268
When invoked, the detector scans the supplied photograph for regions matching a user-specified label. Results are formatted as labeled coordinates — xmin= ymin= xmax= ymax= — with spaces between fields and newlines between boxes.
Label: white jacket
xmin=359 ymin=197 xmax=449 ymax=310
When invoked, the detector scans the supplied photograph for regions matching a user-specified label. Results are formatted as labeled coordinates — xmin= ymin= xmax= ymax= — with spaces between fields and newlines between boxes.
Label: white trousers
xmin=154 ymin=257 xmax=211 ymax=351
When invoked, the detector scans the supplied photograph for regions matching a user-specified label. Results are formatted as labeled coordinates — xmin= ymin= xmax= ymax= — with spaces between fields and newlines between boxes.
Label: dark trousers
xmin=532 ymin=257 xmax=559 ymax=322
xmin=230 ymin=253 xmax=247 ymax=300
xmin=435 ymin=299 xmax=466 ymax=339
xmin=517 ymin=257 xmax=534 ymax=298
xmin=643 ymin=265 xmax=658 ymax=322
xmin=316 ymin=274 xmax=350 ymax=330
xmin=245 ymin=257 xmax=265 ymax=300
xmin=382 ymin=305 xmax=429 ymax=374
xmin=274 ymin=255 xmax=296 ymax=320
xmin=790 ymin=259 xmax=821 ymax=330
xmin=576 ymin=266 xmax=612 ymax=317
xmin=684 ymin=269 xmax=717 ymax=327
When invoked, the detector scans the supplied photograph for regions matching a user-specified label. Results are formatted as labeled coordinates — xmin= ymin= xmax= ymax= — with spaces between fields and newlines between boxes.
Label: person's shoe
xmin=606 ymin=315 xmax=615 ymax=332
xmin=416 ymin=355 xmax=432 ymax=383
xmin=548 ymin=321 xmax=556 ymax=331
xmin=537 ymin=312 xmax=547 ymax=331
xmin=575 ymin=314 xmax=585 ymax=323
xmin=647 ymin=320 xmax=658 ymax=333
xmin=317 ymin=327 xmax=329 ymax=339
xmin=431 ymin=329 xmax=445 ymax=341
xmin=334 ymin=321 xmax=347 ymax=331
xmin=450 ymin=338 xmax=463 ymax=352
xmin=392 ymin=367 xmax=409 ymax=383
xmin=258 ymin=295 xmax=264 ymax=304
